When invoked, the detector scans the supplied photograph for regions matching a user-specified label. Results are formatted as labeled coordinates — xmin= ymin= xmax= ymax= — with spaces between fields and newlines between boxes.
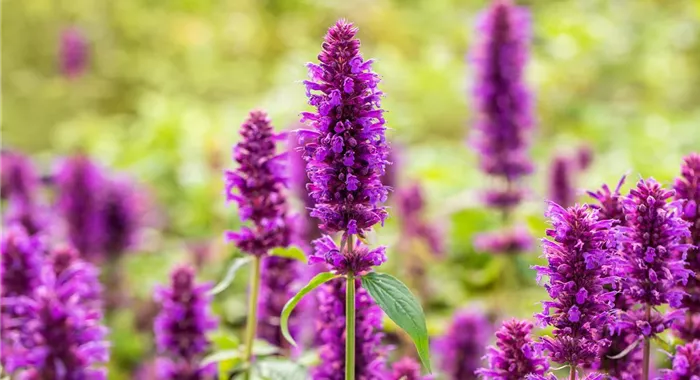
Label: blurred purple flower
xmin=547 ymin=155 xmax=575 ymax=208
xmin=390 ymin=357 xmax=432 ymax=380
xmin=483 ymin=188 xmax=526 ymax=211
xmin=225 ymin=110 xmax=291 ymax=256
xmin=100 ymin=177 xmax=141 ymax=258
xmin=618 ymin=178 xmax=691 ymax=338
xmin=474 ymin=225 xmax=533 ymax=255
xmin=396 ymin=182 xmax=444 ymax=255
xmin=476 ymin=319 xmax=548 ymax=379
xmin=48 ymin=245 xmax=103 ymax=310
xmin=312 ymin=278 xmax=386 ymax=380
xmin=154 ymin=265 xmax=217 ymax=379
xmin=309 ymin=235 xmax=386 ymax=275
xmin=55 ymin=155 xmax=105 ymax=260
xmin=661 ymin=340 xmax=700 ymax=380
xmin=3 ymin=258 xmax=109 ymax=378
xmin=288 ymin=134 xmax=321 ymax=252
xmin=1 ymin=150 xmax=38 ymax=202
xmin=534 ymin=203 xmax=616 ymax=368
xmin=470 ymin=0 xmax=533 ymax=213
xmin=257 ymin=255 xmax=301 ymax=350
xmin=299 ymin=19 xmax=390 ymax=237
xmin=435 ymin=309 xmax=490 ymax=380
xmin=577 ymin=145 xmax=594 ymax=170
xmin=59 ymin=27 xmax=88 ymax=78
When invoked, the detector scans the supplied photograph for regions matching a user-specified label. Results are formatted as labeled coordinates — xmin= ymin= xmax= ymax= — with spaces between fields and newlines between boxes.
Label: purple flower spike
xmin=534 ymin=202 xmax=616 ymax=368
xmin=48 ymin=245 xmax=103 ymax=310
xmin=618 ymin=178 xmax=691 ymax=338
xmin=312 ymin=278 xmax=386 ymax=380
xmin=55 ymin=155 xmax=105 ymax=260
xmin=60 ymin=27 xmax=88 ymax=78
xmin=3 ymin=259 xmax=109 ymax=378
xmin=309 ymin=235 xmax=386 ymax=275
xmin=471 ymin=0 xmax=533 ymax=210
xmin=299 ymin=20 xmax=390 ymax=237
xmin=396 ymin=183 xmax=444 ymax=255
xmin=226 ymin=110 xmax=291 ymax=256
xmin=101 ymin=177 xmax=141 ymax=258
xmin=547 ymin=155 xmax=575 ymax=208
xmin=476 ymin=319 xmax=549 ymax=379
xmin=1 ymin=150 xmax=38 ymax=202
xmin=474 ymin=225 xmax=533 ymax=255
xmin=391 ymin=357 xmax=433 ymax=380
xmin=257 ymin=255 xmax=300 ymax=350
xmin=154 ymin=265 xmax=217 ymax=379
xmin=673 ymin=154 xmax=700 ymax=339
xmin=662 ymin=340 xmax=700 ymax=380
xmin=435 ymin=309 xmax=491 ymax=380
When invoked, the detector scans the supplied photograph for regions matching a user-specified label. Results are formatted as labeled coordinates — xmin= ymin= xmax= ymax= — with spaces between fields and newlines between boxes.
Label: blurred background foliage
xmin=4 ymin=0 xmax=700 ymax=378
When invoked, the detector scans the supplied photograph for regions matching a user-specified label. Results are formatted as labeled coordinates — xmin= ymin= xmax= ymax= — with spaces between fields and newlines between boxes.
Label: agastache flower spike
xmin=59 ymin=27 xmax=88 ymax=78
xmin=299 ymin=19 xmax=390 ymax=237
xmin=225 ymin=111 xmax=291 ymax=256
xmin=618 ymin=179 xmax=691 ymax=337
xmin=390 ymin=357 xmax=432 ymax=380
xmin=435 ymin=309 xmax=490 ymax=380
xmin=548 ymin=155 xmax=575 ymax=208
xmin=3 ymin=252 xmax=109 ymax=378
xmin=673 ymin=153 xmax=700 ymax=340
xmin=661 ymin=340 xmax=700 ymax=380
xmin=55 ymin=155 xmax=105 ymax=260
xmin=587 ymin=176 xmax=627 ymax=222
xmin=100 ymin=177 xmax=140 ymax=257
xmin=257 ymin=256 xmax=301 ymax=350
xmin=471 ymin=0 xmax=533 ymax=212
xmin=396 ymin=183 xmax=444 ymax=255
xmin=477 ymin=319 xmax=549 ymax=380
xmin=1 ymin=150 xmax=38 ymax=202
xmin=154 ymin=265 xmax=217 ymax=379
xmin=534 ymin=203 xmax=615 ymax=369
xmin=312 ymin=278 xmax=386 ymax=380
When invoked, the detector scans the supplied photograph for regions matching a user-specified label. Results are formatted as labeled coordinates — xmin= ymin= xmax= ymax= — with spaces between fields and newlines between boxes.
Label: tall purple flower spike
xmin=547 ymin=155 xmax=575 ymax=208
xmin=1 ymin=150 xmax=38 ymax=202
xmin=257 ymin=255 xmax=300 ymax=350
xmin=0 ymin=225 xmax=44 ymax=369
xmin=312 ymin=278 xmax=386 ymax=380
xmin=587 ymin=176 xmax=627 ymax=222
xmin=661 ymin=340 xmax=700 ymax=380
xmin=534 ymin=202 xmax=616 ymax=369
xmin=101 ymin=177 xmax=140 ymax=258
xmin=477 ymin=319 xmax=548 ymax=380
xmin=471 ymin=0 xmax=533 ymax=212
xmin=60 ymin=27 xmax=88 ymax=78
xmin=154 ymin=265 xmax=217 ymax=379
xmin=3 ymin=249 xmax=109 ymax=378
xmin=673 ymin=153 xmax=700 ymax=340
xmin=55 ymin=155 xmax=105 ymax=260
xmin=225 ymin=110 xmax=292 ymax=256
xmin=435 ymin=309 xmax=490 ymax=380
xmin=396 ymin=182 xmax=444 ymax=255
xmin=617 ymin=178 xmax=691 ymax=339
xmin=299 ymin=19 xmax=390 ymax=238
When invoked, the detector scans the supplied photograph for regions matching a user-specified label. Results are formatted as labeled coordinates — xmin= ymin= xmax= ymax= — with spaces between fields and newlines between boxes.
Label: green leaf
xmin=270 ymin=246 xmax=307 ymax=263
xmin=254 ymin=358 xmax=308 ymax=380
xmin=210 ymin=256 xmax=253 ymax=295
xmin=281 ymin=272 xmax=340 ymax=347
xmin=361 ymin=272 xmax=432 ymax=372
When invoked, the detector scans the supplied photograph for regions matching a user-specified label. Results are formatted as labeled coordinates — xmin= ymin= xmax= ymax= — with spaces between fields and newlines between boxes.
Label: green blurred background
xmin=4 ymin=0 xmax=700 ymax=378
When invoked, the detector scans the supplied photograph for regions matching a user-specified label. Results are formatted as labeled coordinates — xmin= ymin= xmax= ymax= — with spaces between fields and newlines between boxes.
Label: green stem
xmin=642 ymin=305 xmax=651 ymax=380
xmin=345 ymin=271 xmax=356 ymax=380
xmin=345 ymin=233 xmax=356 ymax=380
xmin=244 ymin=255 xmax=262 ymax=380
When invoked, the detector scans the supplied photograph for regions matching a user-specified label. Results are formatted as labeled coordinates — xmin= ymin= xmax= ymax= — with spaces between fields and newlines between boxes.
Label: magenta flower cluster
xmin=154 ymin=265 xmax=217 ymax=379
xmin=534 ymin=203 xmax=616 ymax=368
xmin=477 ymin=319 xmax=548 ymax=380
xmin=312 ymin=278 xmax=386 ymax=380
xmin=435 ymin=309 xmax=490 ymax=380
xmin=299 ymin=20 xmax=390 ymax=237
xmin=661 ymin=340 xmax=700 ymax=380
xmin=226 ymin=110 xmax=291 ymax=256
xmin=309 ymin=235 xmax=387 ymax=275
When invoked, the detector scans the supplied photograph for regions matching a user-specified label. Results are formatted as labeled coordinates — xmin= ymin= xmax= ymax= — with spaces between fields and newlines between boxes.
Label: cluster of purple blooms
xmin=435 ymin=309 xmax=490 ymax=380
xmin=0 ymin=225 xmax=109 ymax=379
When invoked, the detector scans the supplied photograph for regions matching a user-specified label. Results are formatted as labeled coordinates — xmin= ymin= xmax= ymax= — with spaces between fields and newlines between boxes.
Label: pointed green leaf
xmin=281 ymin=272 xmax=339 ymax=347
xmin=210 ymin=256 xmax=252 ymax=295
xmin=270 ymin=246 xmax=307 ymax=263
xmin=201 ymin=349 xmax=242 ymax=366
xmin=361 ymin=272 xmax=432 ymax=372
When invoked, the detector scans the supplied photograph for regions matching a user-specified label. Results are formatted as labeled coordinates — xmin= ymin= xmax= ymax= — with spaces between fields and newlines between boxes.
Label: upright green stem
xmin=345 ymin=234 xmax=356 ymax=380
xmin=642 ymin=305 xmax=651 ymax=380
xmin=244 ymin=255 xmax=262 ymax=380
